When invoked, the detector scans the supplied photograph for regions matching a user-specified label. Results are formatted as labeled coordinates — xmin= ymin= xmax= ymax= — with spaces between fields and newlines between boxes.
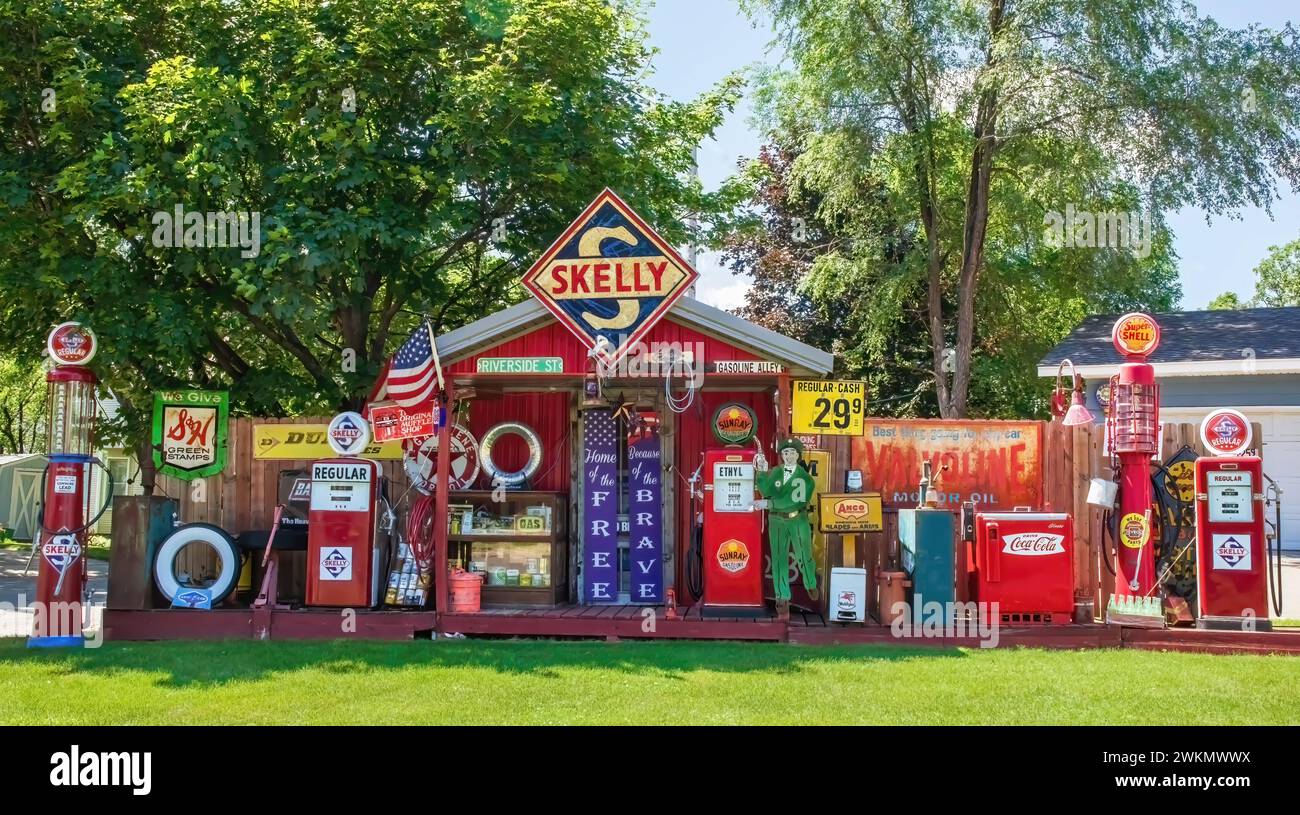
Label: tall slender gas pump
xmin=30 ymin=322 xmax=103 ymax=647
xmin=1106 ymin=313 xmax=1162 ymax=601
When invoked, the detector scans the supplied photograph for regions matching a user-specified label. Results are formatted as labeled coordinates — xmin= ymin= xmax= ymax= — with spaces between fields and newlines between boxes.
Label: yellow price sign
xmin=791 ymin=380 xmax=866 ymax=436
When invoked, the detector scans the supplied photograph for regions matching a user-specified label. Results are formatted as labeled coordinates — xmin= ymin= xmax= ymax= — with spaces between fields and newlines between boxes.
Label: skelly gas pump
xmin=31 ymin=323 xmax=113 ymax=646
xmin=305 ymin=411 xmax=391 ymax=607
xmin=1193 ymin=409 xmax=1284 ymax=630
xmin=1103 ymin=313 xmax=1162 ymax=605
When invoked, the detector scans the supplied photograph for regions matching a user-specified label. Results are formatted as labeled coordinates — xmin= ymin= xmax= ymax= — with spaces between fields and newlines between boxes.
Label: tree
xmin=743 ymin=0 xmax=1300 ymax=417
xmin=1252 ymin=237 xmax=1300 ymax=306
xmin=0 ymin=0 xmax=742 ymax=453
xmin=722 ymin=128 xmax=1179 ymax=418
xmin=1207 ymin=291 xmax=1246 ymax=310
xmin=0 ymin=355 xmax=46 ymax=454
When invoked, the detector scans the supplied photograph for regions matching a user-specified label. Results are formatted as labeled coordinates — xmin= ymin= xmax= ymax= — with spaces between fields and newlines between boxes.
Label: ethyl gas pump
xmin=306 ymin=411 xmax=391 ymax=607
xmin=1193 ymin=409 xmax=1284 ymax=630
xmin=30 ymin=322 xmax=113 ymax=647
xmin=700 ymin=403 xmax=764 ymax=616
xmin=1103 ymin=313 xmax=1162 ymax=605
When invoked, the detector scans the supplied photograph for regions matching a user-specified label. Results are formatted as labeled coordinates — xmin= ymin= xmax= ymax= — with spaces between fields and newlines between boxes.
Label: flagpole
xmin=424 ymin=316 xmax=444 ymax=393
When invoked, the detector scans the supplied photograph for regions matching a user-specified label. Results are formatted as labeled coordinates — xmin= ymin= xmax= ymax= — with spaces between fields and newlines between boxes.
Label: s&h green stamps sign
xmin=151 ymin=390 xmax=229 ymax=480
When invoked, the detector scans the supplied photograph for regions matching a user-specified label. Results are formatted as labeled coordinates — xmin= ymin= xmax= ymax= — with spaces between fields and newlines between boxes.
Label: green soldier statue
xmin=753 ymin=438 xmax=817 ymax=618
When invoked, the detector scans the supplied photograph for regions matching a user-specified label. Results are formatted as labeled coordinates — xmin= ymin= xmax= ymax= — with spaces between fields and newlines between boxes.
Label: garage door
xmin=1161 ymin=406 xmax=1300 ymax=550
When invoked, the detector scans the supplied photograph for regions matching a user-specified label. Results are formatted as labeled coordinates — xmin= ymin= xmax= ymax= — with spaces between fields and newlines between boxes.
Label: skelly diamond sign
xmin=522 ymin=188 xmax=698 ymax=365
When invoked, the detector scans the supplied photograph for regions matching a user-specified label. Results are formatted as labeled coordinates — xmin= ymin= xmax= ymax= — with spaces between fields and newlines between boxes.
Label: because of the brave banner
xmin=627 ymin=423 xmax=663 ymax=603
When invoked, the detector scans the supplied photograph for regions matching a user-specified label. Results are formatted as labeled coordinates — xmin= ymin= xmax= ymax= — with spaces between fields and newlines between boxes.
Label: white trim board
xmin=1036 ymin=358 xmax=1300 ymax=379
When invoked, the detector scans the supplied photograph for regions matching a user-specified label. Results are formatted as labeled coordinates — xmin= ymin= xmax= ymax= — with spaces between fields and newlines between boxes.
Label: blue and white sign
xmin=1211 ymin=533 xmax=1252 ymax=571
xmin=326 ymin=411 xmax=371 ymax=457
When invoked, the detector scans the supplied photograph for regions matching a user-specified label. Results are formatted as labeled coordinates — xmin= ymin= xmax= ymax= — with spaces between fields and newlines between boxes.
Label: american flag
xmin=384 ymin=321 xmax=440 ymax=408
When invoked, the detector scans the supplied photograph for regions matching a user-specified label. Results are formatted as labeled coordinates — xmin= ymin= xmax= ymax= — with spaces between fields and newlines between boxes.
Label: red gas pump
xmin=1194 ymin=409 xmax=1282 ymax=630
xmin=1105 ymin=313 xmax=1162 ymax=600
xmin=701 ymin=448 xmax=764 ymax=615
xmin=306 ymin=412 xmax=389 ymax=607
xmin=31 ymin=322 xmax=111 ymax=646
xmin=699 ymin=403 xmax=765 ymax=616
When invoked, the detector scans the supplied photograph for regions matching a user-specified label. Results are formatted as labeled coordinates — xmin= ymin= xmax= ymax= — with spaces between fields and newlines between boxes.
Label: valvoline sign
xmin=522 ymin=188 xmax=698 ymax=364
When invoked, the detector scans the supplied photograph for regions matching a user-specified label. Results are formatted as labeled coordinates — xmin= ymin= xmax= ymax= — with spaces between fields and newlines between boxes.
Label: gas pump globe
xmin=31 ymin=322 xmax=101 ymax=646
xmin=1107 ymin=313 xmax=1162 ymax=600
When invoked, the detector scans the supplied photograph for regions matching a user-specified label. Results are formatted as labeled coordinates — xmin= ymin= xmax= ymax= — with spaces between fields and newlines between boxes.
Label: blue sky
xmin=643 ymin=0 xmax=1300 ymax=310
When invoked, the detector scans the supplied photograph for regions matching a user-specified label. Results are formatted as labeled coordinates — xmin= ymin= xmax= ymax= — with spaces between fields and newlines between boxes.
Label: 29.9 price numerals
xmin=811 ymin=396 xmax=862 ymax=430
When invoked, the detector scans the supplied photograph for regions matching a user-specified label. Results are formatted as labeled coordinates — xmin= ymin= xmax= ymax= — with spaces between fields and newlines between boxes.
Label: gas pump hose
xmin=1264 ymin=472 xmax=1285 ymax=617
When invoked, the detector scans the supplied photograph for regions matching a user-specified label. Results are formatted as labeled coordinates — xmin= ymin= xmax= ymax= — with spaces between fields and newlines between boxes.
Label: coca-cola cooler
xmin=971 ymin=511 xmax=1073 ymax=625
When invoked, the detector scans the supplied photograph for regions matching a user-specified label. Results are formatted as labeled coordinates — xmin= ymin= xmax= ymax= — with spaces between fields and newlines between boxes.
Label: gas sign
xmin=817 ymin=493 xmax=884 ymax=533
xmin=791 ymin=380 xmax=866 ymax=436
xmin=854 ymin=420 xmax=1042 ymax=509
xmin=1199 ymin=409 xmax=1253 ymax=457
xmin=1111 ymin=312 xmax=1161 ymax=358
xmin=46 ymin=322 xmax=97 ymax=366
xmin=326 ymin=412 xmax=371 ymax=457
xmin=711 ymin=402 xmax=757 ymax=445
xmin=521 ymin=188 xmax=698 ymax=365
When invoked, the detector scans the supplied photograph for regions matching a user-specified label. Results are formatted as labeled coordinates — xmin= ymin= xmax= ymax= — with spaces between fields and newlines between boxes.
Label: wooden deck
xmin=101 ymin=605 xmax=1300 ymax=655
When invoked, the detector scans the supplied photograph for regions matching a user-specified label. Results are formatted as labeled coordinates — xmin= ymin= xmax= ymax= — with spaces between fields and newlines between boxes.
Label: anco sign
xmin=522 ymin=188 xmax=698 ymax=365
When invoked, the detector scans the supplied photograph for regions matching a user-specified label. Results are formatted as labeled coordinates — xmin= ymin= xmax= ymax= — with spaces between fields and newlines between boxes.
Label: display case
xmin=448 ymin=491 xmax=568 ymax=607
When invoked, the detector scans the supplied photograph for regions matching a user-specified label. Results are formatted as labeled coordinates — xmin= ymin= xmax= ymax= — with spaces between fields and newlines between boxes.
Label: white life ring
xmin=153 ymin=523 xmax=241 ymax=605
xmin=480 ymin=422 xmax=543 ymax=487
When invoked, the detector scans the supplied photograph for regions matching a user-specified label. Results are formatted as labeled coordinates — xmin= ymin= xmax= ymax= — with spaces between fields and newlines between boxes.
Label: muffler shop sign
xmin=370 ymin=401 xmax=436 ymax=442
xmin=853 ymin=420 xmax=1042 ymax=509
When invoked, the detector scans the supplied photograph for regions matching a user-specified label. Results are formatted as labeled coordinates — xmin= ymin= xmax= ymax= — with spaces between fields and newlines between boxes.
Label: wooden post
xmin=433 ymin=380 xmax=455 ymax=632
xmin=775 ymin=373 xmax=791 ymax=441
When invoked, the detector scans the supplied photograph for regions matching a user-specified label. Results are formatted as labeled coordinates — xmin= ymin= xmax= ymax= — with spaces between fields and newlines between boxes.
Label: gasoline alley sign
xmin=522 ymin=188 xmax=698 ymax=364
xmin=151 ymin=390 xmax=228 ymax=480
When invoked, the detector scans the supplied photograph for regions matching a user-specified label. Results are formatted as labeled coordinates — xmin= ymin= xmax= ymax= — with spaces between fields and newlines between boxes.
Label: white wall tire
xmin=153 ymin=523 xmax=241 ymax=605
xmin=479 ymin=422 xmax=543 ymax=487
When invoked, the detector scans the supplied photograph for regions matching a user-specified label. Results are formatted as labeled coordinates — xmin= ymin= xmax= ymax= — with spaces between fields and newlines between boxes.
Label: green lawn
xmin=1 ymin=535 xmax=111 ymax=563
xmin=2 ymin=638 xmax=1299 ymax=725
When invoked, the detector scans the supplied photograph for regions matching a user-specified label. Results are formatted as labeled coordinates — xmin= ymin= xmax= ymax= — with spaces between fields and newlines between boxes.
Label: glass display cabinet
xmin=447 ymin=491 xmax=568 ymax=607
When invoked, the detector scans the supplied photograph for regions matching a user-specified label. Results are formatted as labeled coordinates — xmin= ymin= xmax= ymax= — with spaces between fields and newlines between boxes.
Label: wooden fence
xmin=144 ymin=418 xmax=1265 ymax=616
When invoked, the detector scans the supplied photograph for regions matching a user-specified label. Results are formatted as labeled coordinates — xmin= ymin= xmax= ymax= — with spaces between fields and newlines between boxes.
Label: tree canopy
xmin=1208 ymin=236 xmax=1300 ymax=308
xmin=0 ymin=0 xmax=741 ymax=446
xmin=737 ymin=0 xmax=1300 ymax=417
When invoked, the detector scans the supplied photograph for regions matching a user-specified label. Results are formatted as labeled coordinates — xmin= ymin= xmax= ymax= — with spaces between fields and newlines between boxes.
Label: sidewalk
xmin=0 ymin=547 xmax=109 ymax=638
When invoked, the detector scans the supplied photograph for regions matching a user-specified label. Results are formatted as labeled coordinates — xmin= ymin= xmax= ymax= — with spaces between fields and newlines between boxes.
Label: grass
xmin=1 ymin=534 xmax=111 ymax=562
xmin=2 ymin=638 xmax=1299 ymax=725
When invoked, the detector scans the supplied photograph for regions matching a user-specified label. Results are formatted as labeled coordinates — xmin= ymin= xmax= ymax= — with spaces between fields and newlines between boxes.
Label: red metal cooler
xmin=971 ymin=512 xmax=1074 ymax=625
